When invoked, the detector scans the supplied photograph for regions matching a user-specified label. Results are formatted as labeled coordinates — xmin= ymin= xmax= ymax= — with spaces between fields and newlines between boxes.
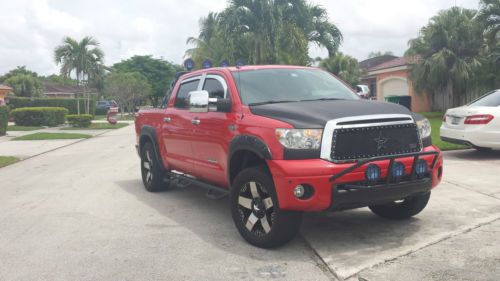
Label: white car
xmin=356 ymin=85 xmax=370 ymax=98
xmin=440 ymin=89 xmax=500 ymax=150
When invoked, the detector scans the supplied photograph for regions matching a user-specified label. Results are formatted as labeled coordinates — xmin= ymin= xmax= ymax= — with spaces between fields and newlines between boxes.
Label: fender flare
xmin=227 ymin=135 xmax=272 ymax=184
xmin=139 ymin=126 xmax=166 ymax=170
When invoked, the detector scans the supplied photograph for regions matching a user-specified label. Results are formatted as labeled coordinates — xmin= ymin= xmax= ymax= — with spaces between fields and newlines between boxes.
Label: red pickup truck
xmin=135 ymin=65 xmax=443 ymax=248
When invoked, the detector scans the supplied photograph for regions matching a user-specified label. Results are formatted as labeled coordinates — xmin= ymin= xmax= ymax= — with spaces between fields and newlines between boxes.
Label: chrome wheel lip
xmin=237 ymin=181 xmax=275 ymax=235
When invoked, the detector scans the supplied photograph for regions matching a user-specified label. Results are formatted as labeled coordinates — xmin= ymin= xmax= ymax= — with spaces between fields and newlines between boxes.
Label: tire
xmin=141 ymin=142 xmax=169 ymax=192
xmin=230 ymin=166 xmax=302 ymax=248
xmin=369 ymin=192 xmax=431 ymax=220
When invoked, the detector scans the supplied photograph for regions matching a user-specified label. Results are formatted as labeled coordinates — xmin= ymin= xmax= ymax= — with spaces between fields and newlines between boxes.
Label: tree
xmin=0 ymin=66 xmax=38 ymax=83
xmin=54 ymin=36 xmax=105 ymax=114
xmin=41 ymin=74 xmax=76 ymax=86
xmin=4 ymin=74 xmax=43 ymax=98
xmin=112 ymin=55 xmax=182 ymax=106
xmin=319 ymin=53 xmax=362 ymax=87
xmin=368 ymin=51 xmax=394 ymax=58
xmin=186 ymin=0 xmax=342 ymax=66
xmin=477 ymin=0 xmax=500 ymax=47
xmin=406 ymin=7 xmax=484 ymax=111
xmin=104 ymin=72 xmax=152 ymax=116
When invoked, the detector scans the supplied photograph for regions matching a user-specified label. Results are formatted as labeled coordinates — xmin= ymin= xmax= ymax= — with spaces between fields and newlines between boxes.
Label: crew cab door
xmin=161 ymin=77 xmax=200 ymax=174
xmin=189 ymin=74 xmax=234 ymax=187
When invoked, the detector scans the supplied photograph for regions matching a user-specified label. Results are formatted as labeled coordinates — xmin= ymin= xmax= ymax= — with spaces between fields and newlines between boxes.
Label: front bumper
xmin=267 ymin=146 xmax=443 ymax=212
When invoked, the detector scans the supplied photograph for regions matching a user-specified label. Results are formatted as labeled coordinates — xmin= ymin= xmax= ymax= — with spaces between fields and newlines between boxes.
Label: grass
xmin=13 ymin=132 xmax=92 ymax=141
xmin=7 ymin=125 xmax=44 ymax=131
xmin=422 ymin=112 xmax=469 ymax=151
xmin=0 ymin=156 xmax=19 ymax=168
xmin=94 ymin=114 xmax=135 ymax=121
xmin=61 ymin=123 xmax=129 ymax=130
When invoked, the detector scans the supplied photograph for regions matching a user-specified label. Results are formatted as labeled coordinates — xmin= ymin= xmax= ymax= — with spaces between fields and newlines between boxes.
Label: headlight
xmin=275 ymin=129 xmax=323 ymax=149
xmin=416 ymin=118 xmax=431 ymax=138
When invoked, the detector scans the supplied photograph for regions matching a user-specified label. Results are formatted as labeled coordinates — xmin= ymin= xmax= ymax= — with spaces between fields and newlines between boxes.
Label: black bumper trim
xmin=440 ymin=137 xmax=472 ymax=146
xmin=329 ymin=178 xmax=432 ymax=211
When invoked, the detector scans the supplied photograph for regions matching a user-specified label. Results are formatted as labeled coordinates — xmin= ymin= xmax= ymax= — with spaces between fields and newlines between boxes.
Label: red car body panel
xmin=135 ymin=65 xmax=443 ymax=212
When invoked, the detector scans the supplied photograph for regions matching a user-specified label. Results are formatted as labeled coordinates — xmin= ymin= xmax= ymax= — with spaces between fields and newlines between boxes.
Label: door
xmin=190 ymin=75 xmax=234 ymax=187
xmin=161 ymin=77 xmax=200 ymax=174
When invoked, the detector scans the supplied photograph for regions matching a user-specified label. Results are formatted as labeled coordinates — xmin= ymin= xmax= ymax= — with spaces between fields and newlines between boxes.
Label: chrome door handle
xmin=163 ymin=117 xmax=171 ymax=123
xmin=191 ymin=119 xmax=200 ymax=125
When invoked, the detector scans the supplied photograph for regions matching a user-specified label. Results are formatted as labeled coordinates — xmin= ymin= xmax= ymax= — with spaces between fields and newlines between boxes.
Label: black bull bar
xmin=328 ymin=150 xmax=441 ymax=211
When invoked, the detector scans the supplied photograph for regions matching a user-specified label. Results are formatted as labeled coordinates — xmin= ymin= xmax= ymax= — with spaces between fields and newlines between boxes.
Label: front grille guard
xmin=329 ymin=150 xmax=440 ymax=184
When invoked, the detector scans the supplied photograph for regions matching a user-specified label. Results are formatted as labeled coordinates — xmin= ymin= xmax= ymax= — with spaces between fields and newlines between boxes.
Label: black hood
xmin=249 ymin=99 xmax=412 ymax=128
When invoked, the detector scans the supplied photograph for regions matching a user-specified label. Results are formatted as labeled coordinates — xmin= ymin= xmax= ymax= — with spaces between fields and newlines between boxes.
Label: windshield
xmin=469 ymin=90 xmax=500 ymax=107
xmin=232 ymin=68 xmax=358 ymax=105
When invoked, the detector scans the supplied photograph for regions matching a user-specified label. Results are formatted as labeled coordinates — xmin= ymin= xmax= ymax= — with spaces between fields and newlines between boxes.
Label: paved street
xmin=0 ymin=125 xmax=499 ymax=281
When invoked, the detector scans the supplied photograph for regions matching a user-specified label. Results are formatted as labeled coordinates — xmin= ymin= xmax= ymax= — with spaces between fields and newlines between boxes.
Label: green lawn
xmin=422 ymin=112 xmax=469 ymax=151
xmin=94 ymin=114 xmax=135 ymax=121
xmin=0 ymin=156 xmax=20 ymax=168
xmin=13 ymin=132 xmax=92 ymax=141
xmin=7 ymin=125 xmax=44 ymax=131
xmin=61 ymin=123 xmax=129 ymax=130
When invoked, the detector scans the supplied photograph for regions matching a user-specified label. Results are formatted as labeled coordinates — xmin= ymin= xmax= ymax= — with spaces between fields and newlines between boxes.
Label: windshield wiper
xmin=299 ymin=98 xmax=343 ymax=102
xmin=248 ymin=100 xmax=297 ymax=106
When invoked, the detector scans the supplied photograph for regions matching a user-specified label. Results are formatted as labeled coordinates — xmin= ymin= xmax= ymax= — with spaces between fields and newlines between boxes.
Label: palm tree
xmin=477 ymin=0 xmax=500 ymax=46
xmin=319 ymin=53 xmax=361 ymax=87
xmin=186 ymin=0 xmax=342 ymax=66
xmin=54 ymin=36 xmax=105 ymax=114
xmin=406 ymin=7 xmax=483 ymax=110
xmin=185 ymin=13 xmax=238 ymax=67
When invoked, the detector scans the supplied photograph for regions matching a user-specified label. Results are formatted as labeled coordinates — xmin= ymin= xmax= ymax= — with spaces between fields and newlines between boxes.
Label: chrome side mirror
xmin=189 ymin=90 xmax=210 ymax=113
xmin=188 ymin=90 xmax=232 ymax=113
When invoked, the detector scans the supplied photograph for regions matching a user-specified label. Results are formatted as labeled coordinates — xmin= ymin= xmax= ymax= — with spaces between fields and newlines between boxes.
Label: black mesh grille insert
xmin=331 ymin=123 xmax=422 ymax=161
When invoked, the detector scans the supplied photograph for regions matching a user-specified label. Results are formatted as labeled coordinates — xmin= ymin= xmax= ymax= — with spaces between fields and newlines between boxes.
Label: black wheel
xmin=369 ymin=192 xmax=431 ymax=220
xmin=141 ymin=142 xmax=169 ymax=192
xmin=230 ymin=166 xmax=302 ymax=248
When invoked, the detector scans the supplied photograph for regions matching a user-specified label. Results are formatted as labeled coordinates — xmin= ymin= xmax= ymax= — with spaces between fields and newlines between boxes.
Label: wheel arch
xmin=228 ymin=135 xmax=273 ymax=185
xmin=139 ymin=125 xmax=166 ymax=171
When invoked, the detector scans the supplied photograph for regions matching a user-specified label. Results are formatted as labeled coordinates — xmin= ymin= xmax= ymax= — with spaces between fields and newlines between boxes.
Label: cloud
xmin=0 ymin=0 xmax=480 ymax=75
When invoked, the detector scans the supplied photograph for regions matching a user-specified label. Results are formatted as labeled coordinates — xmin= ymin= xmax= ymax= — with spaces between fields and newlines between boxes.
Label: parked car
xmin=96 ymin=100 xmax=118 ymax=111
xmin=441 ymin=89 xmax=500 ymax=150
xmin=356 ymin=84 xmax=370 ymax=99
xmin=134 ymin=65 xmax=443 ymax=248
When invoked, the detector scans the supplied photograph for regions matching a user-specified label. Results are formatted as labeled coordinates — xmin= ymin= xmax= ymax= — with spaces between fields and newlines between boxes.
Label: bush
xmin=7 ymin=97 xmax=95 ymax=115
xmin=11 ymin=107 xmax=68 ymax=127
xmin=67 ymin=114 xmax=93 ymax=128
xmin=0 ymin=106 xmax=8 ymax=136
xmin=95 ymin=107 xmax=109 ymax=116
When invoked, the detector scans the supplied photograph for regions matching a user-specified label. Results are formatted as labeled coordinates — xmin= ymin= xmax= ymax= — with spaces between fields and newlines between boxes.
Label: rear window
xmin=469 ymin=90 xmax=500 ymax=107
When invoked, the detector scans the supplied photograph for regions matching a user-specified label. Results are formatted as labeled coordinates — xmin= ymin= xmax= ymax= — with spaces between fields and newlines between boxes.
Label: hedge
xmin=8 ymin=97 xmax=95 ymax=115
xmin=11 ymin=107 xmax=68 ymax=127
xmin=67 ymin=114 xmax=93 ymax=128
xmin=0 ymin=106 xmax=8 ymax=136
xmin=95 ymin=107 xmax=109 ymax=116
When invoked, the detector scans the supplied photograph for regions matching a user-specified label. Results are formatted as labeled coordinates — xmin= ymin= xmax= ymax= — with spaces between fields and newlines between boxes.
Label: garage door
xmin=381 ymin=78 xmax=409 ymax=97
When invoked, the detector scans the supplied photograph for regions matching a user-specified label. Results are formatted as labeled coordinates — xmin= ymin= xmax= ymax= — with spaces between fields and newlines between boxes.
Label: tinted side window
xmin=174 ymin=80 xmax=199 ymax=109
xmin=470 ymin=90 xmax=500 ymax=107
xmin=203 ymin=78 xmax=226 ymax=99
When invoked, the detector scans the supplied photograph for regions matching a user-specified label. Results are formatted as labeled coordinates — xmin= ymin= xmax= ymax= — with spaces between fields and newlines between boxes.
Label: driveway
xmin=0 ymin=126 xmax=499 ymax=281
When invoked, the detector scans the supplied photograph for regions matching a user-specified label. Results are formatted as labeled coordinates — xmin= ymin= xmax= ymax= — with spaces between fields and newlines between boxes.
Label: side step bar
xmin=166 ymin=170 xmax=229 ymax=199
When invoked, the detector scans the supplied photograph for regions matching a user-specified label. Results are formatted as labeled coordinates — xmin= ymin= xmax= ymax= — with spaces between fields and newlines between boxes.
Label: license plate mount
xmin=451 ymin=117 xmax=461 ymax=125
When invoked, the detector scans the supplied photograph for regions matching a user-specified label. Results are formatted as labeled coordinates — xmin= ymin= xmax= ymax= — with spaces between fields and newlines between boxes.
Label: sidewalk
xmin=0 ymin=122 xmax=131 ymax=159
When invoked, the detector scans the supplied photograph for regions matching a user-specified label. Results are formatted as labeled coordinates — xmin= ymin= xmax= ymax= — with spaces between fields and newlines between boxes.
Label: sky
xmin=0 ymin=0 xmax=480 ymax=76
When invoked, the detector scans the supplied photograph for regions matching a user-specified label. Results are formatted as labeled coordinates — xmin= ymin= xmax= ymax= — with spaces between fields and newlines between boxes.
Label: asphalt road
xmin=0 ymin=126 xmax=499 ymax=281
